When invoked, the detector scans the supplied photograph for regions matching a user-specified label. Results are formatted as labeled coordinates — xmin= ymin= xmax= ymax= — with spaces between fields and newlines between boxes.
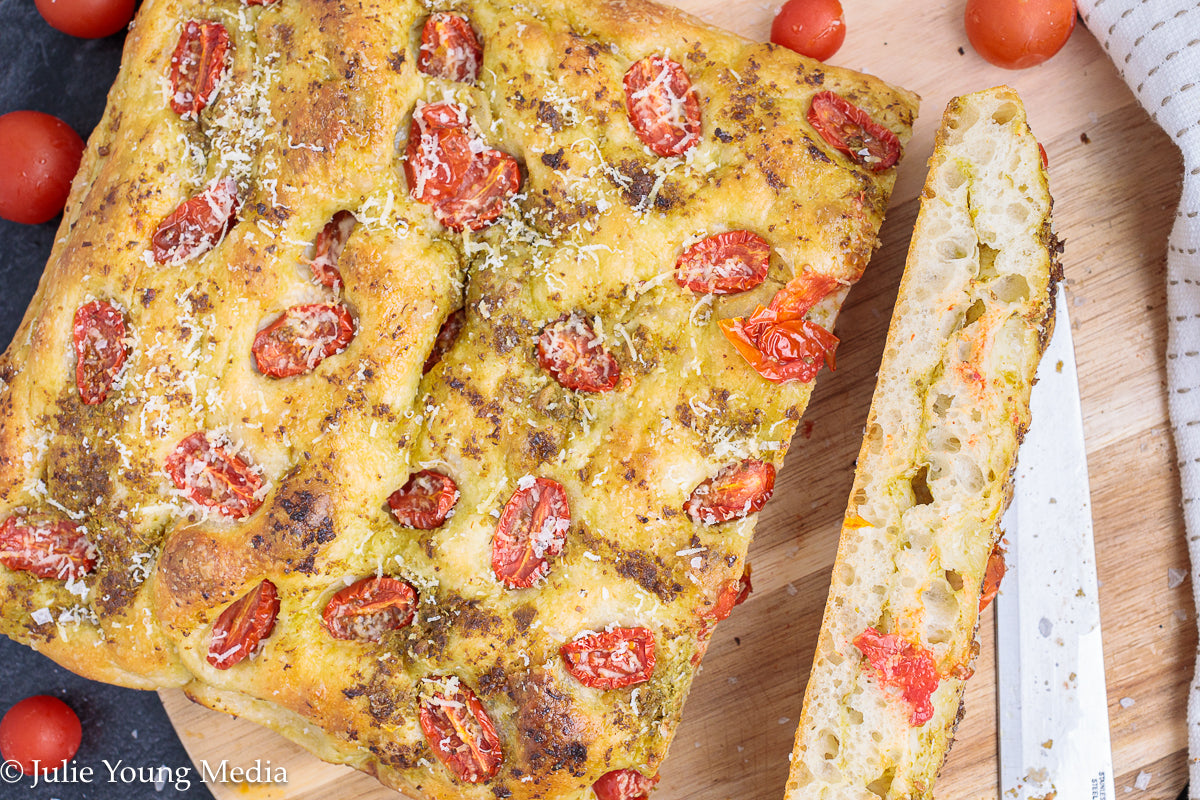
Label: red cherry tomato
xmin=978 ymin=543 xmax=1007 ymax=611
xmin=675 ymin=231 xmax=771 ymax=295
xmin=0 ymin=111 xmax=84 ymax=225
xmin=165 ymin=431 xmax=265 ymax=519
xmin=73 ymin=300 xmax=128 ymax=405
xmin=807 ymin=91 xmax=901 ymax=172
xmin=418 ymin=13 xmax=483 ymax=83
xmin=593 ymin=769 xmax=661 ymax=800
xmin=435 ymin=148 xmax=521 ymax=232
xmin=537 ymin=313 xmax=620 ymax=392
xmin=0 ymin=516 xmax=97 ymax=581
xmin=151 ymin=176 xmax=240 ymax=265
xmin=491 ymin=477 xmax=570 ymax=588
xmin=307 ymin=211 xmax=356 ymax=292
xmin=623 ymin=55 xmax=702 ymax=158
xmin=252 ymin=303 xmax=356 ymax=379
xmin=423 ymin=307 xmax=466 ymax=374
xmin=709 ymin=569 xmax=753 ymax=621
xmin=168 ymin=20 xmax=231 ymax=119
xmin=322 ymin=576 xmax=418 ymax=641
xmin=561 ymin=627 xmax=656 ymax=689
xmin=406 ymin=103 xmax=474 ymax=205
xmin=34 ymin=0 xmax=134 ymax=38
xmin=719 ymin=272 xmax=841 ymax=384
xmin=387 ymin=470 xmax=460 ymax=530
xmin=685 ymin=459 xmax=776 ymax=525
xmin=965 ymin=0 xmax=1077 ymax=70
xmin=0 ymin=696 xmax=82 ymax=776
xmin=418 ymin=679 xmax=502 ymax=783
xmin=207 ymin=580 xmax=280 ymax=669
xmin=853 ymin=627 xmax=941 ymax=726
xmin=770 ymin=0 xmax=846 ymax=62
xmin=404 ymin=102 xmax=520 ymax=231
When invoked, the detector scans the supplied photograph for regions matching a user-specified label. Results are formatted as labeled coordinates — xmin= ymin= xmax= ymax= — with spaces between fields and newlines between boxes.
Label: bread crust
xmin=785 ymin=86 xmax=1061 ymax=800
xmin=0 ymin=0 xmax=918 ymax=797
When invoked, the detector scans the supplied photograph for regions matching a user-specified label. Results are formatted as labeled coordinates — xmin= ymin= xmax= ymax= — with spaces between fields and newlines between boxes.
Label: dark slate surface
xmin=0 ymin=2 xmax=215 ymax=798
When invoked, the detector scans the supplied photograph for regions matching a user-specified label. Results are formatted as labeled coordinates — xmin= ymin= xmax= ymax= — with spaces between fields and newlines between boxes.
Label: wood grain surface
xmin=162 ymin=1 xmax=1196 ymax=798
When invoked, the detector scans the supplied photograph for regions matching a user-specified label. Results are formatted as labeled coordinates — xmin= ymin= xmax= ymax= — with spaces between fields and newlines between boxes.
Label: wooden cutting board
xmin=162 ymin=1 xmax=1196 ymax=798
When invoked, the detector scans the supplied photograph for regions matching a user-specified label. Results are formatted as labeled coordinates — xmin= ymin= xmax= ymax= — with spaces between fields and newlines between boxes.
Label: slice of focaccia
xmin=0 ymin=0 xmax=919 ymax=797
xmin=783 ymin=86 xmax=1061 ymax=800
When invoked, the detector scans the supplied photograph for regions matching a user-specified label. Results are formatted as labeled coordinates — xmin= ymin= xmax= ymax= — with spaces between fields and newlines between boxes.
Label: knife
xmin=994 ymin=283 xmax=1115 ymax=800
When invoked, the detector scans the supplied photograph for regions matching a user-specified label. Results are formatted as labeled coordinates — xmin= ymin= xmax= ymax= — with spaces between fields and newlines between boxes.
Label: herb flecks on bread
xmin=785 ymin=86 xmax=1061 ymax=800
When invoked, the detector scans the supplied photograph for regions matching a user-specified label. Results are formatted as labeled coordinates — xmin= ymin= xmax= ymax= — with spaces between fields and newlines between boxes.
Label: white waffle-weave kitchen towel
xmin=1073 ymin=0 xmax=1200 ymax=792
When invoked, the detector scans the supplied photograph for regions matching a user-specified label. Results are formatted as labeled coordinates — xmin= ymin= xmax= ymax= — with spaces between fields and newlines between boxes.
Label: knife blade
xmin=994 ymin=282 xmax=1115 ymax=800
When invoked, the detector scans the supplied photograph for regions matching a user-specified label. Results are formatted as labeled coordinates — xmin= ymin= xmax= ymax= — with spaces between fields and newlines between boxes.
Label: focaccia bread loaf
xmin=783 ymin=86 xmax=1060 ymax=800
xmin=0 ymin=0 xmax=919 ymax=797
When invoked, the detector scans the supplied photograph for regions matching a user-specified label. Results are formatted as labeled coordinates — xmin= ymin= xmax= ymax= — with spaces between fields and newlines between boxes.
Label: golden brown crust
xmin=0 ymin=0 xmax=918 ymax=797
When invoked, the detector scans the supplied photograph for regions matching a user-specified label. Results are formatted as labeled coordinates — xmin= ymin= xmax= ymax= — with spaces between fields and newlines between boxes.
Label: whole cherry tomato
xmin=0 ymin=695 xmax=82 ymax=776
xmin=0 ymin=111 xmax=84 ymax=225
xmin=770 ymin=0 xmax=846 ymax=62
xmin=965 ymin=0 xmax=1077 ymax=70
xmin=35 ymin=0 xmax=135 ymax=39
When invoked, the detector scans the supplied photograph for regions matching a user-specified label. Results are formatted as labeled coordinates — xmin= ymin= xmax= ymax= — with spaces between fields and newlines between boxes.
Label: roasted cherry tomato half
xmin=404 ymin=102 xmax=520 ymax=231
xmin=73 ymin=300 xmax=128 ymax=405
xmin=423 ymin=307 xmax=467 ymax=374
xmin=387 ymin=470 xmax=460 ymax=530
xmin=35 ymin=0 xmax=134 ymax=38
xmin=207 ymin=579 xmax=280 ymax=669
xmin=307 ymin=210 xmax=356 ymax=292
xmin=152 ymin=176 xmax=240 ymax=265
xmin=623 ymin=55 xmax=702 ymax=158
xmin=965 ymin=0 xmax=1076 ymax=70
xmin=491 ymin=477 xmax=570 ymax=588
xmin=418 ymin=12 xmax=483 ymax=83
xmin=685 ymin=459 xmax=776 ymax=525
xmin=323 ymin=576 xmax=418 ymax=641
xmin=537 ymin=313 xmax=620 ymax=392
xmin=807 ymin=91 xmax=901 ymax=172
xmin=0 ymin=696 xmax=82 ymax=776
xmin=0 ymin=111 xmax=85 ymax=225
xmin=434 ymin=148 xmax=521 ymax=232
xmin=853 ymin=626 xmax=940 ymax=726
xmin=418 ymin=679 xmax=503 ymax=783
xmin=0 ymin=516 xmax=96 ymax=581
xmin=252 ymin=302 xmax=356 ymax=379
xmin=770 ymin=0 xmax=846 ymax=62
xmin=592 ymin=769 xmax=661 ymax=800
xmin=406 ymin=102 xmax=475 ymax=205
xmin=675 ymin=230 xmax=771 ymax=295
xmin=722 ymin=314 xmax=839 ymax=383
xmin=169 ymin=20 xmax=231 ymax=119
xmin=978 ymin=543 xmax=1007 ymax=611
xmin=720 ymin=272 xmax=841 ymax=384
xmin=709 ymin=569 xmax=753 ymax=621
xmin=561 ymin=627 xmax=656 ymax=689
xmin=165 ymin=431 xmax=265 ymax=519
